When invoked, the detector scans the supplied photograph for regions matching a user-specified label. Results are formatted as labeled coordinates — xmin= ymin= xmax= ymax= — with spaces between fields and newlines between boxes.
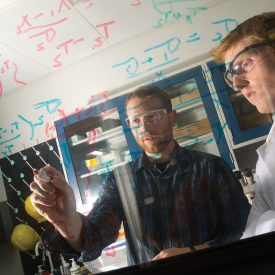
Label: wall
xmin=1 ymin=0 xmax=275 ymax=158
xmin=0 ymin=200 xmax=24 ymax=275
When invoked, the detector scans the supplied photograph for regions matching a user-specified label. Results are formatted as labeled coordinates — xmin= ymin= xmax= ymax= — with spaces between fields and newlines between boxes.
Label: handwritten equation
xmin=15 ymin=0 xmax=115 ymax=68
xmin=0 ymin=0 xmax=239 ymax=96
xmin=0 ymin=90 xmax=112 ymax=158
xmin=0 ymin=58 xmax=26 ymax=97
xmin=112 ymin=17 xmax=238 ymax=80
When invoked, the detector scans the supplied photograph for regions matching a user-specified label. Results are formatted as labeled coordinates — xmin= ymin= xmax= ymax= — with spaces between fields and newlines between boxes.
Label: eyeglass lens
xmin=224 ymin=45 xmax=263 ymax=90
xmin=126 ymin=109 xmax=166 ymax=128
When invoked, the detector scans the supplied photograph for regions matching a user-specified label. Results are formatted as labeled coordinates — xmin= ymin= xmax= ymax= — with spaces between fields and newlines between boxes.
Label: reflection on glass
xmin=165 ymin=78 xmax=219 ymax=156
xmin=86 ymin=78 xmax=249 ymax=271
xmin=64 ymin=107 xmax=131 ymax=272
xmin=230 ymin=92 xmax=272 ymax=131
xmin=61 ymin=81 xmax=250 ymax=274
xmin=165 ymin=79 xmax=201 ymax=109
xmin=65 ymin=108 xmax=131 ymax=206
xmin=221 ymin=66 xmax=272 ymax=132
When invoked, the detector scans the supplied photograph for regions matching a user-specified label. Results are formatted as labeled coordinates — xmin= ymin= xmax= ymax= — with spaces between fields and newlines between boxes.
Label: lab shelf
xmin=80 ymin=160 xmax=129 ymax=179
xmin=72 ymin=126 xmax=123 ymax=147
xmin=173 ymin=99 xmax=203 ymax=113
xmin=207 ymin=60 xmax=272 ymax=145
xmin=178 ymin=133 xmax=214 ymax=147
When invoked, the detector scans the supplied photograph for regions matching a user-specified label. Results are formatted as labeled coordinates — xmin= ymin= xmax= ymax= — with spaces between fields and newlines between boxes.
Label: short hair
xmin=212 ymin=12 xmax=275 ymax=63
xmin=125 ymin=86 xmax=172 ymax=112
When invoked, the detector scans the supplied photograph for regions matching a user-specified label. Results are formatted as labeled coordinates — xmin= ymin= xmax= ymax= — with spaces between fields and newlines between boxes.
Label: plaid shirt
xmin=45 ymin=146 xmax=250 ymax=265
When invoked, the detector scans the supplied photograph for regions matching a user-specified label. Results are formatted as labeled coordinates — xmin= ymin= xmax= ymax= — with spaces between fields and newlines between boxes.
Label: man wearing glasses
xmin=212 ymin=12 xmax=275 ymax=237
xmin=30 ymin=85 xmax=250 ymax=265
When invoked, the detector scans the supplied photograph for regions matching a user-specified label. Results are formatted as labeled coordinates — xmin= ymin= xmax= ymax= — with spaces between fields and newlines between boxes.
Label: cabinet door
xmin=151 ymin=65 xmax=234 ymax=168
xmin=54 ymin=96 xmax=134 ymax=214
xmin=207 ymin=61 xmax=273 ymax=144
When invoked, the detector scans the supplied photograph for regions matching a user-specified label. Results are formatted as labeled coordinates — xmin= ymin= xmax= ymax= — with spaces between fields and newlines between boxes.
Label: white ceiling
xmin=0 ymin=0 xmax=225 ymax=96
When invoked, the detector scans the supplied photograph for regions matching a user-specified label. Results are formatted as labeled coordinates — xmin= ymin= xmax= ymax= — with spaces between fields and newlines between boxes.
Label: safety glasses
xmin=224 ymin=42 xmax=270 ymax=91
xmin=125 ymin=109 xmax=168 ymax=128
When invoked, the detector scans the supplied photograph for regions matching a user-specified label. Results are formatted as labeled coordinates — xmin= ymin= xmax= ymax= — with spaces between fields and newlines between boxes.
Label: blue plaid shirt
xmin=45 ymin=146 xmax=250 ymax=265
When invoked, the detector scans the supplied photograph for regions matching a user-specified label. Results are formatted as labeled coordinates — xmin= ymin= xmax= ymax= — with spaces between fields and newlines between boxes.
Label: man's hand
xmin=30 ymin=165 xmax=83 ymax=249
xmin=152 ymin=244 xmax=209 ymax=260
xmin=152 ymin=247 xmax=192 ymax=260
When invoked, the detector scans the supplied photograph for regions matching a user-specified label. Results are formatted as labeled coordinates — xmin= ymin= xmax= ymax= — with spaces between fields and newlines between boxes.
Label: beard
xmin=137 ymin=130 xmax=174 ymax=154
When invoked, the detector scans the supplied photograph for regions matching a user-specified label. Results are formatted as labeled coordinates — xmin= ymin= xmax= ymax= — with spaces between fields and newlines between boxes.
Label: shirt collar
xmin=266 ymin=121 xmax=275 ymax=144
xmin=133 ymin=143 xmax=189 ymax=173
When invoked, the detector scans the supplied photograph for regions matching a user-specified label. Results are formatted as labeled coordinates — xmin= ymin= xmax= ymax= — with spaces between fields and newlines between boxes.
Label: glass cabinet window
xmin=64 ymin=107 xmax=131 ymax=206
xmin=54 ymin=66 xmax=238 ymax=273
xmin=229 ymin=92 xmax=272 ymax=131
xmin=164 ymin=79 xmax=219 ymax=156
xmin=218 ymin=64 xmax=272 ymax=132
xmin=207 ymin=60 xmax=273 ymax=145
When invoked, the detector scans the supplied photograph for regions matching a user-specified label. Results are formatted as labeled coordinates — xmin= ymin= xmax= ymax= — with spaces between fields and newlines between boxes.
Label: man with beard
xmin=212 ymin=12 xmax=275 ymax=237
xmin=30 ymin=86 xmax=250 ymax=265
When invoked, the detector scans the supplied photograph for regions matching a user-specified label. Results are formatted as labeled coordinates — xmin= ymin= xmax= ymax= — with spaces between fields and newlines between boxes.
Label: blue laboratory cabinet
xmin=207 ymin=61 xmax=273 ymax=145
xmin=54 ymin=65 xmax=234 ymax=214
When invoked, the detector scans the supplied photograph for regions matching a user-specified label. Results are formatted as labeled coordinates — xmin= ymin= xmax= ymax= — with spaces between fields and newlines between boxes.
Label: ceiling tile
xmin=73 ymin=0 xmax=175 ymax=44
xmin=0 ymin=42 xmax=50 ymax=96
xmin=0 ymin=0 xmax=109 ymax=71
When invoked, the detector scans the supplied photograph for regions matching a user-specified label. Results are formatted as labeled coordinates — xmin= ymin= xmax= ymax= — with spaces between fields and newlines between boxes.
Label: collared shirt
xmin=44 ymin=146 xmax=250 ymax=265
xmin=243 ymin=122 xmax=275 ymax=237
